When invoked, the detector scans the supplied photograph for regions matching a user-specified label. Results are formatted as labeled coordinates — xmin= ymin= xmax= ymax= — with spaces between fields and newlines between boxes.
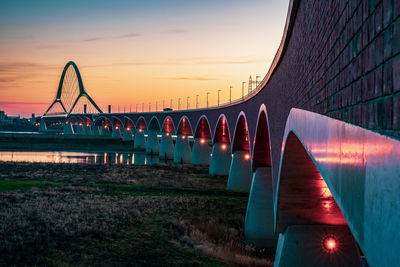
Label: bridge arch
xmin=148 ymin=116 xmax=161 ymax=131
xmin=162 ymin=116 xmax=175 ymax=134
xmin=111 ymin=116 xmax=124 ymax=130
xmin=212 ymin=114 xmax=231 ymax=144
xmin=124 ymin=116 xmax=135 ymax=131
xmin=136 ymin=116 xmax=147 ymax=131
xmin=251 ymin=105 xmax=272 ymax=171
xmin=94 ymin=116 xmax=112 ymax=127
xmin=66 ymin=115 xmax=84 ymax=125
xmin=231 ymin=111 xmax=251 ymax=154
xmin=176 ymin=116 xmax=193 ymax=136
xmin=194 ymin=115 xmax=212 ymax=140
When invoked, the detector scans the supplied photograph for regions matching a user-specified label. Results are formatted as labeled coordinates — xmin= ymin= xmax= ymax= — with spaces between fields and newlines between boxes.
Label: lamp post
xmin=170 ymin=99 xmax=173 ymax=109
xmin=206 ymin=92 xmax=210 ymax=108
xmin=136 ymin=104 xmax=138 ymax=112
xmin=218 ymin=89 xmax=221 ymax=106
xmin=256 ymin=76 xmax=261 ymax=88
xmin=163 ymin=100 xmax=165 ymax=110
xmin=142 ymin=103 xmax=144 ymax=112
xmin=196 ymin=94 xmax=199 ymax=109
xmin=130 ymin=104 xmax=132 ymax=112
xmin=229 ymin=86 xmax=233 ymax=104
xmin=242 ymin=82 xmax=246 ymax=99
xmin=156 ymin=101 xmax=158 ymax=111
xmin=187 ymin=96 xmax=190 ymax=110
xmin=178 ymin=98 xmax=181 ymax=110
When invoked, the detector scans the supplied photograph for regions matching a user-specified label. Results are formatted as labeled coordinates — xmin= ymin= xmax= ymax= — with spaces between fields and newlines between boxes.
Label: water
xmin=0 ymin=151 xmax=166 ymax=165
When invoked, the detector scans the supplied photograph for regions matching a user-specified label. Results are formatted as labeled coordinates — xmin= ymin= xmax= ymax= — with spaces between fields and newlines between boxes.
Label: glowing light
xmin=138 ymin=128 xmax=143 ymax=133
xmin=86 ymin=124 xmax=90 ymax=127
xmin=244 ymin=153 xmax=251 ymax=160
xmin=79 ymin=123 xmax=82 ymax=126
xmin=200 ymin=138 xmax=206 ymax=144
xmin=221 ymin=144 xmax=227 ymax=150
xmin=116 ymin=126 xmax=119 ymax=130
xmin=182 ymin=135 xmax=186 ymax=139
xmin=104 ymin=126 xmax=107 ymax=129
xmin=166 ymin=132 xmax=170 ymax=136
xmin=127 ymin=127 xmax=130 ymax=131
xmin=323 ymin=237 xmax=337 ymax=252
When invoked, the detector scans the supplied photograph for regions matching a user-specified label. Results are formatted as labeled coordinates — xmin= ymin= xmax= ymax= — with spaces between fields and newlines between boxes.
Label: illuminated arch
xmin=194 ymin=115 xmax=212 ymax=139
xmin=136 ymin=116 xmax=147 ymax=130
xmin=231 ymin=111 xmax=251 ymax=153
xmin=251 ymin=105 xmax=272 ymax=171
xmin=124 ymin=116 xmax=136 ymax=130
xmin=176 ymin=116 xmax=193 ymax=136
xmin=212 ymin=114 xmax=231 ymax=144
xmin=43 ymin=61 xmax=102 ymax=116
xmin=162 ymin=116 xmax=175 ymax=133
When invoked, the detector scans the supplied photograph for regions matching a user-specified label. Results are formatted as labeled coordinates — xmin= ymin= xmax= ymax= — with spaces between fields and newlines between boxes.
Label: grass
xmin=0 ymin=162 xmax=273 ymax=266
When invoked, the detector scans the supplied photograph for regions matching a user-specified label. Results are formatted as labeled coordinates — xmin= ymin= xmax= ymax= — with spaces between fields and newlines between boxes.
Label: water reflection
xmin=0 ymin=151 xmax=171 ymax=165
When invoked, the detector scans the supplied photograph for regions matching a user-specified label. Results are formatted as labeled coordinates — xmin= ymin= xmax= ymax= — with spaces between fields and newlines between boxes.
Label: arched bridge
xmin=51 ymin=0 xmax=400 ymax=266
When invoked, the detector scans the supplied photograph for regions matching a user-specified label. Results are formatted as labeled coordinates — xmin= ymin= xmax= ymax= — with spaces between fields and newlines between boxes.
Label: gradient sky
xmin=0 ymin=0 xmax=289 ymax=117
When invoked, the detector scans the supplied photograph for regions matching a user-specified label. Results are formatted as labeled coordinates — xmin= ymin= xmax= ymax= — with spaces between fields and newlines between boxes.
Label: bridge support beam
xmin=100 ymin=126 xmax=111 ymax=136
xmin=134 ymin=129 xmax=146 ymax=150
xmin=273 ymin=225 xmax=361 ymax=267
xmin=63 ymin=123 xmax=74 ymax=135
xmin=174 ymin=135 xmax=191 ymax=164
xmin=227 ymin=150 xmax=252 ymax=191
xmin=159 ymin=133 xmax=174 ymax=160
xmin=245 ymin=167 xmax=275 ymax=248
xmin=191 ymin=138 xmax=210 ymax=165
xmin=209 ymin=143 xmax=231 ymax=176
xmin=146 ymin=130 xmax=159 ymax=155
xmin=133 ymin=152 xmax=146 ymax=165
xmin=112 ymin=128 xmax=122 ymax=138
xmin=91 ymin=126 xmax=100 ymax=135
xmin=122 ymin=129 xmax=133 ymax=141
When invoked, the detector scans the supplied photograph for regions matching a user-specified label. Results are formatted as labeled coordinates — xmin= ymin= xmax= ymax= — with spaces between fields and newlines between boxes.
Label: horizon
xmin=0 ymin=0 xmax=289 ymax=117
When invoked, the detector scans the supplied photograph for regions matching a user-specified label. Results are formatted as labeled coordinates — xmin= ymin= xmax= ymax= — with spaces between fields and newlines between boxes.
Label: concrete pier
xmin=274 ymin=225 xmax=361 ymax=267
xmin=111 ymin=127 xmax=122 ymax=138
xmin=227 ymin=150 xmax=252 ymax=191
xmin=174 ymin=134 xmax=191 ymax=164
xmin=159 ymin=132 xmax=174 ymax=160
xmin=133 ymin=129 xmax=145 ymax=150
xmin=245 ymin=167 xmax=275 ymax=248
xmin=100 ymin=126 xmax=111 ymax=136
xmin=122 ymin=128 xmax=133 ymax=141
xmin=209 ymin=142 xmax=231 ymax=176
xmin=146 ymin=129 xmax=159 ymax=154
xmin=191 ymin=138 xmax=210 ymax=165
xmin=63 ymin=123 xmax=74 ymax=135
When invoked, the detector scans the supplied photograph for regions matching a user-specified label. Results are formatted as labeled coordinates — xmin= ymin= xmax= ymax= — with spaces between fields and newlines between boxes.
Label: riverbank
xmin=0 ymin=132 xmax=134 ymax=151
xmin=0 ymin=162 xmax=273 ymax=266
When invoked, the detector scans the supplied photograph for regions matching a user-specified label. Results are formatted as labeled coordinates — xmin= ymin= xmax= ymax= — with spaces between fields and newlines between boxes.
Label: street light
xmin=206 ymin=92 xmax=210 ymax=108
xmin=142 ymin=103 xmax=144 ymax=112
xmin=149 ymin=102 xmax=151 ymax=112
xmin=170 ymin=99 xmax=173 ymax=109
xmin=242 ymin=82 xmax=246 ymax=99
xmin=136 ymin=104 xmax=138 ymax=112
xmin=256 ymin=76 xmax=261 ymax=88
xmin=156 ymin=101 xmax=158 ymax=111
xmin=178 ymin=98 xmax=181 ymax=110
xmin=163 ymin=100 xmax=165 ymax=110
xmin=187 ymin=96 xmax=190 ymax=110
xmin=196 ymin=94 xmax=199 ymax=109
xmin=218 ymin=89 xmax=221 ymax=106
xmin=229 ymin=86 xmax=233 ymax=104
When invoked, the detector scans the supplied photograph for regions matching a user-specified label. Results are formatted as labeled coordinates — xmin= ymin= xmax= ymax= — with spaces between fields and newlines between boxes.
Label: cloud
xmin=164 ymin=29 xmax=190 ymax=34
xmin=0 ymin=77 xmax=17 ymax=83
xmin=82 ymin=37 xmax=105 ymax=42
xmin=160 ymin=76 xmax=217 ymax=81
xmin=116 ymin=32 xmax=143 ymax=39
xmin=0 ymin=101 xmax=48 ymax=105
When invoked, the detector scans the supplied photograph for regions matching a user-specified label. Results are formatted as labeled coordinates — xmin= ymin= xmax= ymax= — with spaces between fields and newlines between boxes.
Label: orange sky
xmin=0 ymin=0 xmax=289 ymax=117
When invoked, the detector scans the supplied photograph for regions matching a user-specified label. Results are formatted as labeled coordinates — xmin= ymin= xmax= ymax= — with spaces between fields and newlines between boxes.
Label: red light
xmin=104 ymin=126 xmax=107 ymax=129
xmin=323 ymin=237 xmax=337 ymax=252
xmin=166 ymin=132 xmax=170 ymax=136
xmin=116 ymin=126 xmax=119 ymax=130
xmin=79 ymin=123 xmax=82 ymax=126
xmin=244 ymin=153 xmax=251 ymax=160
xmin=138 ymin=128 xmax=143 ymax=133
xmin=86 ymin=124 xmax=90 ymax=127
xmin=182 ymin=135 xmax=186 ymax=139
xmin=200 ymin=138 xmax=206 ymax=144
xmin=221 ymin=144 xmax=227 ymax=150
xmin=127 ymin=127 xmax=130 ymax=131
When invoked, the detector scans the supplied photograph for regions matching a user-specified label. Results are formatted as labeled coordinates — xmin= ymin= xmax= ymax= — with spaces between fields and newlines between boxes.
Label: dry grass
xmin=0 ymin=162 xmax=273 ymax=266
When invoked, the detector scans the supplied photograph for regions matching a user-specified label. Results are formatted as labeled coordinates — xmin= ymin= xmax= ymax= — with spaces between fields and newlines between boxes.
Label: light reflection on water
xmin=0 ymin=151 xmax=166 ymax=165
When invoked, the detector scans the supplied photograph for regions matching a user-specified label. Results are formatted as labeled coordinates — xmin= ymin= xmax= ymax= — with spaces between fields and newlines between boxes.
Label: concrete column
xmin=245 ymin=167 xmax=276 ymax=248
xmin=134 ymin=129 xmax=146 ymax=150
xmin=84 ymin=125 xmax=92 ymax=135
xmin=77 ymin=125 xmax=90 ymax=135
xmin=39 ymin=121 xmax=47 ymax=132
xmin=112 ymin=127 xmax=122 ymax=138
xmin=209 ymin=142 xmax=231 ymax=176
xmin=100 ymin=126 xmax=111 ymax=136
xmin=122 ymin=153 xmax=132 ymax=165
xmin=134 ymin=152 xmax=146 ymax=165
xmin=174 ymin=134 xmax=191 ymax=164
xmin=159 ymin=132 xmax=174 ymax=160
xmin=227 ymin=150 xmax=252 ymax=191
xmin=63 ymin=123 xmax=74 ymax=135
xmin=122 ymin=128 xmax=134 ymax=141
xmin=191 ymin=138 xmax=210 ymax=165
xmin=146 ymin=129 xmax=159 ymax=154
xmin=274 ymin=225 xmax=361 ymax=267
xmin=147 ymin=154 xmax=160 ymax=165
xmin=91 ymin=126 xmax=100 ymax=135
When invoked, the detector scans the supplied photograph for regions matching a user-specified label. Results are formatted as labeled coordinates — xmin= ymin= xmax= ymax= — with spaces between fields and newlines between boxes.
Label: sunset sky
xmin=0 ymin=0 xmax=289 ymax=117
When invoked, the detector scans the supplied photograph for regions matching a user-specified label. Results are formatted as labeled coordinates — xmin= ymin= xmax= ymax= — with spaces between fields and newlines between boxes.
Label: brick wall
xmin=267 ymin=0 xmax=400 ymax=139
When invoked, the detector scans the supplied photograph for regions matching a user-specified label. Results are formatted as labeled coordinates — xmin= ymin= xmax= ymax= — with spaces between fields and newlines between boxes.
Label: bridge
xmin=40 ymin=1 xmax=400 ymax=266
